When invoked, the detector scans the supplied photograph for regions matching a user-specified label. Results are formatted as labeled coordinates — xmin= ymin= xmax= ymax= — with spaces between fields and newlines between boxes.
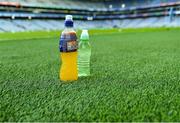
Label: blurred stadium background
xmin=0 ymin=0 xmax=180 ymax=32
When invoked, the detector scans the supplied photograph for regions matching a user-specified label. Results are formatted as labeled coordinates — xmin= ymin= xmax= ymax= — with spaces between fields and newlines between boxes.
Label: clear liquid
xmin=78 ymin=40 xmax=91 ymax=76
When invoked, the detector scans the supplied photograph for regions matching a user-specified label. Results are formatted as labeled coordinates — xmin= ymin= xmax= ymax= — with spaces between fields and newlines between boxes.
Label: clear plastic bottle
xmin=78 ymin=30 xmax=91 ymax=76
xmin=59 ymin=15 xmax=78 ymax=81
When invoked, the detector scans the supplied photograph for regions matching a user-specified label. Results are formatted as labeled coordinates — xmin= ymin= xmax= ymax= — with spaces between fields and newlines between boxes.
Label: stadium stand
xmin=2 ymin=0 xmax=107 ymax=9
xmin=0 ymin=0 xmax=180 ymax=32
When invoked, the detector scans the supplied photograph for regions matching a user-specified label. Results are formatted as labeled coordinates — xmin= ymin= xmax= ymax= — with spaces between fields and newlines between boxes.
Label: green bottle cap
xmin=80 ymin=29 xmax=89 ymax=41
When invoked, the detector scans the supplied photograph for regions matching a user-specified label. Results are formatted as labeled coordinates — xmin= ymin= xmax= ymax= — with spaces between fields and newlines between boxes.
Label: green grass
xmin=0 ymin=28 xmax=180 ymax=121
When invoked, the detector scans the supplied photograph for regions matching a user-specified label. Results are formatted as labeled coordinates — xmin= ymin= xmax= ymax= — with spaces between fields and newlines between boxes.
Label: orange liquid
xmin=60 ymin=51 xmax=78 ymax=81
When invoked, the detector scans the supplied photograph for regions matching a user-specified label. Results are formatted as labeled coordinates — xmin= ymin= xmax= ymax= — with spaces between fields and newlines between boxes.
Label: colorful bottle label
xmin=59 ymin=32 xmax=78 ymax=52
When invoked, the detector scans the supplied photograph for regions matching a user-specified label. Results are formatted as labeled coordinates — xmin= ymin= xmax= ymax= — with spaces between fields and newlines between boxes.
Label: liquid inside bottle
xmin=78 ymin=30 xmax=91 ymax=77
xmin=59 ymin=15 xmax=78 ymax=81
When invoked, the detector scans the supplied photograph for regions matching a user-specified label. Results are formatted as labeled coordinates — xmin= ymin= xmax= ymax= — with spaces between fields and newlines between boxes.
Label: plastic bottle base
xmin=78 ymin=73 xmax=90 ymax=77
xmin=60 ymin=76 xmax=78 ymax=81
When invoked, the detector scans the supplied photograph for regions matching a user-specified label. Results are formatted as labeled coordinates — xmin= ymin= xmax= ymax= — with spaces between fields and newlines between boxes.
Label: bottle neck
xmin=64 ymin=27 xmax=74 ymax=32
xmin=81 ymin=39 xmax=89 ymax=42
xmin=64 ymin=26 xmax=74 ymax=31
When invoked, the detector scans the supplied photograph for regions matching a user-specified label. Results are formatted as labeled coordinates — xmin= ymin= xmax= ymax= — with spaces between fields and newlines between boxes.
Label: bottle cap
xmin=80 ymin=29 xmax=89 ymax=40
xmin=65 ymin=15 xmax=73 ymax=27
xmin=65 ymin=15 xmax=73 ymax=20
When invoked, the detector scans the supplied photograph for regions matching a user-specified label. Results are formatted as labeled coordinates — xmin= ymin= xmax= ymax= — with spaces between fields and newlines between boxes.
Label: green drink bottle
xmin=78 ymin=30 xmax=91 ymax=76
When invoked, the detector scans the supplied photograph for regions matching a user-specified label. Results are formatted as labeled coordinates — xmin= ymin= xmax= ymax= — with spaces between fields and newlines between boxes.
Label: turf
xmin=0 ymin=28 xmax=180 ymax=121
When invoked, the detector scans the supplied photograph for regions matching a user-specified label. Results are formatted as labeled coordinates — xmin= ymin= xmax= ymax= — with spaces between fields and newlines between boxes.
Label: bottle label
xmin=59 ymin=32 xmax=78 ymax=52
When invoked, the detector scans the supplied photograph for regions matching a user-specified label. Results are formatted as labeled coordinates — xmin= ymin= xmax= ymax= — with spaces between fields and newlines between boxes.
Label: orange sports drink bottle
xmin=59 ymin=15 xmax=78 ymax=81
